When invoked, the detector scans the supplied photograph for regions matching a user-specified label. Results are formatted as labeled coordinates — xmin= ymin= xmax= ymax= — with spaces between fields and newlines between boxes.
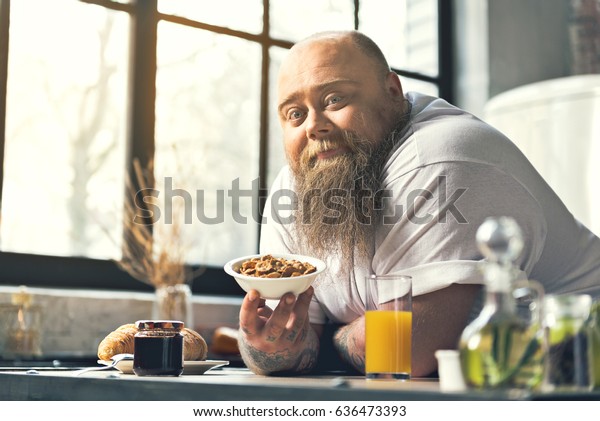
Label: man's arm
xmin=238 ymin=287 xmax=324 ymax=375
xmin=410 ymin=283 xmax=481 ymax=375
xmin=333 ymin=283 xmax=481 ymax=376
xmin=332 ymin=317 xmax=365 ymax=373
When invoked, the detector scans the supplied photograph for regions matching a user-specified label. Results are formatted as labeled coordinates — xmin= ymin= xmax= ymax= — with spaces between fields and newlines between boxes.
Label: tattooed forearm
xmin=333 ymin=318 xmax=365 ymax=373
xmin=238 ymin=327 xmax=320 ymax=376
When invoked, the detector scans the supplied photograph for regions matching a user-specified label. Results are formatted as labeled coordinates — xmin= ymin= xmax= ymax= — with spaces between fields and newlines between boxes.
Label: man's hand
xmin=238 ymin=286 xmax=320 ymax=375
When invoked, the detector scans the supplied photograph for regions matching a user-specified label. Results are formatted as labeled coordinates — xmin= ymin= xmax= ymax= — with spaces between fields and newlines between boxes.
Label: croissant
xmin=97 ymin=323 xmax=208 ymax=361
xmin=97 ymin=323 xmax=137 ymax=361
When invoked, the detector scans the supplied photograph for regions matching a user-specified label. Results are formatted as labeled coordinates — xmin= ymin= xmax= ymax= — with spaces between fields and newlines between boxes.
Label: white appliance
xmin=484 ymin=75 xmax=600 ymax=236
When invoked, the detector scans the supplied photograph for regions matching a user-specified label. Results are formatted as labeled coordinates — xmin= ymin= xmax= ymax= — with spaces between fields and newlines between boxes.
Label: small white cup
xmin=435 ymin=350 xmax=467 ymax=392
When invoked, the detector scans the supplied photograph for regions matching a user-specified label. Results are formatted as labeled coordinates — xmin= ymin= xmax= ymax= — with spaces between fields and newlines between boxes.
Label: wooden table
xmin=1 ymin=366 xmax=598 ymax=401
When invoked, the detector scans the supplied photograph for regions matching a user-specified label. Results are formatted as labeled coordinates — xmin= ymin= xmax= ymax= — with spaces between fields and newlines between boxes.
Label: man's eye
xmin=327 ymin=95 xmax=343 ymax=106
xmin=287 ymin=109 xmax=304 ymax=120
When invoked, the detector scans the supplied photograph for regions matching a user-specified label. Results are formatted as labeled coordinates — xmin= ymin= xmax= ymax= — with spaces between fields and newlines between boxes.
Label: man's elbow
xmin=412 ymin=354 xmax=439 ymax=377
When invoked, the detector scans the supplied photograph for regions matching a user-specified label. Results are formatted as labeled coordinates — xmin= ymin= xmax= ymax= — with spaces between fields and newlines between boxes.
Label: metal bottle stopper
xmin=476 ymin=216 xmax=524 ymax=265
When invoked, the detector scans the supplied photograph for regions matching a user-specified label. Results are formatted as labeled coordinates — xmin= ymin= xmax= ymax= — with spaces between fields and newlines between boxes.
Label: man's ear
xmin=385 ymin=71 xmax=404 ymax=98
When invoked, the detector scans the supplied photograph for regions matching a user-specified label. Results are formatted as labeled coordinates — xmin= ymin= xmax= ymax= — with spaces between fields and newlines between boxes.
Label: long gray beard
xmin=291 ymin=129 xmax=400 ymax=276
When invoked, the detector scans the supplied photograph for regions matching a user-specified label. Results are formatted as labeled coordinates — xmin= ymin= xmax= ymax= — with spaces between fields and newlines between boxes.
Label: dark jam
xmin=133 ymin=322 xmax=184 ymax=377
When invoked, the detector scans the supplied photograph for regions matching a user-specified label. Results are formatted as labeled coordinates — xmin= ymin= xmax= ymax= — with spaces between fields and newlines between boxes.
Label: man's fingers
xmin=239 ymin=289 xmax=263 ymax=336
xmin=285 ymin=287 xmax=314 ymax=341
xmin=241 ymin=288 xmax=313 ymax=343
xmin=295 ymin=286 xmax=314 ymax=309
xmin=263 ymin=293 xmax=296 ymax=341
xmin=257 ymin=306 xmax=273 ymax=318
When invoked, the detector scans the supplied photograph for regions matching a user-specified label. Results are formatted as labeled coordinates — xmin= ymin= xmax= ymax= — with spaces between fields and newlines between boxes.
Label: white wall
xmin=453 ymin=0 xmax=572 ymax=116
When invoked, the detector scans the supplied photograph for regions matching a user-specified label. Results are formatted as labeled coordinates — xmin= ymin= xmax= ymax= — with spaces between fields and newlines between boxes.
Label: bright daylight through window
xmin=0 ymin=0 xmax=443 ymax=293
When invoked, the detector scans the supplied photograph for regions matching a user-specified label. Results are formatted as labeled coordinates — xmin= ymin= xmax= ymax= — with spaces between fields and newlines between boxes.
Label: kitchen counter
xmin=1 ymin=366 xmax=599 ymax=401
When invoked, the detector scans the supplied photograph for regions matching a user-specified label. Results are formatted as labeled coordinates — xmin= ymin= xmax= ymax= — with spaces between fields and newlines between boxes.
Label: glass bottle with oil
xmin=459 ymin=217 xmax=546 ymax=389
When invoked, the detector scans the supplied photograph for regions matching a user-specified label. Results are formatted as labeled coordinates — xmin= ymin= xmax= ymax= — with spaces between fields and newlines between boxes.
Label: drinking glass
xmin=542 ymin=294 xmax=593 ymax=392
xmin=365 ymin=274 xmax=412 ymax=380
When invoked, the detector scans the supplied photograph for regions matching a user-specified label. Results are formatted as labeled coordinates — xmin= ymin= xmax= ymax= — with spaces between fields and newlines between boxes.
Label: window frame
xmin=0 ymin=0 xmax=453 ymax=295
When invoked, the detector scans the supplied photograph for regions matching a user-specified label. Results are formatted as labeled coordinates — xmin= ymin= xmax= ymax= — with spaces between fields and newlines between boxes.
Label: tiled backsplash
xmin=0 ymin=285 xmax=242 ymax=358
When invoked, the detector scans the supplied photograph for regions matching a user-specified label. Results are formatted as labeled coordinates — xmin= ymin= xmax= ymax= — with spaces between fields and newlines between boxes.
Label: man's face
xmin=275 ymin=36 xmax=407 ymax=270
xmin=277 ymin=37 xmax=403 ymax=172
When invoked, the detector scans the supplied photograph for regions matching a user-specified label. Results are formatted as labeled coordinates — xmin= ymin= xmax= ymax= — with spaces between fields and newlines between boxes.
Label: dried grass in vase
xmin=88 ymin=152 xmax=203 ymax=325
xmin=117 ymin=159 xmax=185 ymax=287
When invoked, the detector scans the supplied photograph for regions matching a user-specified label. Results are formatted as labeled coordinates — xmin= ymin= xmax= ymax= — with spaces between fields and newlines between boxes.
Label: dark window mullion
xmin=392 ymin=67 xmax=439 ymax=84
xmin=125 ymin=0 xmax=157 ymax=219
xmin=157 ymin=12 xmax=293 ymax=51
xmin=0 ymin=0 xmax=10 ymax=208
xmin=437 ymin=0 xmax=454 ymax=102
xmin=257 ymin=0 xmax=270 ymax=233
xmin=79 ymin=0 xmax=134 ymax=13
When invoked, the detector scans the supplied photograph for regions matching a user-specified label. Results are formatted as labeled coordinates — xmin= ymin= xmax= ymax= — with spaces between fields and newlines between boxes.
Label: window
xmin=1 ymin=0 xmax=128 ymax=260
xmin=0 ymin=0 xmax=451 ymax=295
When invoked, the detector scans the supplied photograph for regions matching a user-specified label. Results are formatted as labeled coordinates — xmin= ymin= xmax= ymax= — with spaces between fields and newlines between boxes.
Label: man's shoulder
xmin=410 ymin=94 xmax=504 ymax=150
xmin=389 ymin=93 xmax=524 ymax=174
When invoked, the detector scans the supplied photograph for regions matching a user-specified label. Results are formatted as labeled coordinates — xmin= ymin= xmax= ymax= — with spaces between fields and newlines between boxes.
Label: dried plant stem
xmin=115 ymin=158 xmax=200 ymax=289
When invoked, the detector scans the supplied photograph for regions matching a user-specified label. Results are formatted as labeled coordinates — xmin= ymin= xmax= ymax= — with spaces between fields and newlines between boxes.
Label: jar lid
xmin=135 ymin=320 xmax=184 ymax=331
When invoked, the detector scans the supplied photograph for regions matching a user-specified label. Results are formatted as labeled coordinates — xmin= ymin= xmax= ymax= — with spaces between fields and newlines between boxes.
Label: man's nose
xmin=305 ymin=111 xmax=332 ymax=140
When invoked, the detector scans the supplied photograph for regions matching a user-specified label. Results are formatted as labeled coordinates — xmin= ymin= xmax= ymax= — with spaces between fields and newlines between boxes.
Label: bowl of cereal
xmin=224 ymin=253 xmax=326 ymax=299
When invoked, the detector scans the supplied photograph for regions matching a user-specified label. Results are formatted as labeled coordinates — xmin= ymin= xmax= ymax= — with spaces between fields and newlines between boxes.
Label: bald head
xmin=282 ymin=31 xmax=391 ymax=84
xmin=294 ymin=31 xmax=390 ymax=77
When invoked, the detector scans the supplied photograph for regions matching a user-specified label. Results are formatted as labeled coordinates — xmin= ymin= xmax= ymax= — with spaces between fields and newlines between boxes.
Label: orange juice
xmin=365 ymin=310 xmax=412 ymax=376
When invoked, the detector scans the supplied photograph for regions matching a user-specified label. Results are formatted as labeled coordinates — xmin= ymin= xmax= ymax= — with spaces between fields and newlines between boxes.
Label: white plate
xmin=98 ymin=359 xmax=229 ymax=375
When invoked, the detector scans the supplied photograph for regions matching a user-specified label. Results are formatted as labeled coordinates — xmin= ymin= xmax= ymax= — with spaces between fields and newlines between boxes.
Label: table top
xmin=1 ymin=365 xmax=598 ymax=401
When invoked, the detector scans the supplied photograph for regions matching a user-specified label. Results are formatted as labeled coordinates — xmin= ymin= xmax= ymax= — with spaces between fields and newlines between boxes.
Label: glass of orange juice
xmin=365 ymin=274 xmax=412 ymax=380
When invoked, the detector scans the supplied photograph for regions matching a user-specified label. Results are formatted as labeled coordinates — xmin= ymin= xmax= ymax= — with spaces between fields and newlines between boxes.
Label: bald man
xmin=237 ymin=30 xmax=600 ymax=377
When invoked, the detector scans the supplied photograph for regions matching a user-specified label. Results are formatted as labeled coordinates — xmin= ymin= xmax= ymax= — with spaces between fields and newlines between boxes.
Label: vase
xmin=152 ymin=284 xmax=193 ymax=328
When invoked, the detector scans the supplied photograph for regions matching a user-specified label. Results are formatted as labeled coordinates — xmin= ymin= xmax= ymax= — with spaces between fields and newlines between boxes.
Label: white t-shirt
xmin=260 ymin=92 xmax=600 ymax=325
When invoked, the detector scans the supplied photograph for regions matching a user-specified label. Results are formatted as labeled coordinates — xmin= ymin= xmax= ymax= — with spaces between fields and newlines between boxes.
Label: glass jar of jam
xmin=133 ymin=320 xmax=184 ymax=376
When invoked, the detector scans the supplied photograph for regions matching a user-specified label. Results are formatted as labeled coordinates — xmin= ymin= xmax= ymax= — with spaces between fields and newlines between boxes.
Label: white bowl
xmin=224 ymin=253 xmax=326 ymax=300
